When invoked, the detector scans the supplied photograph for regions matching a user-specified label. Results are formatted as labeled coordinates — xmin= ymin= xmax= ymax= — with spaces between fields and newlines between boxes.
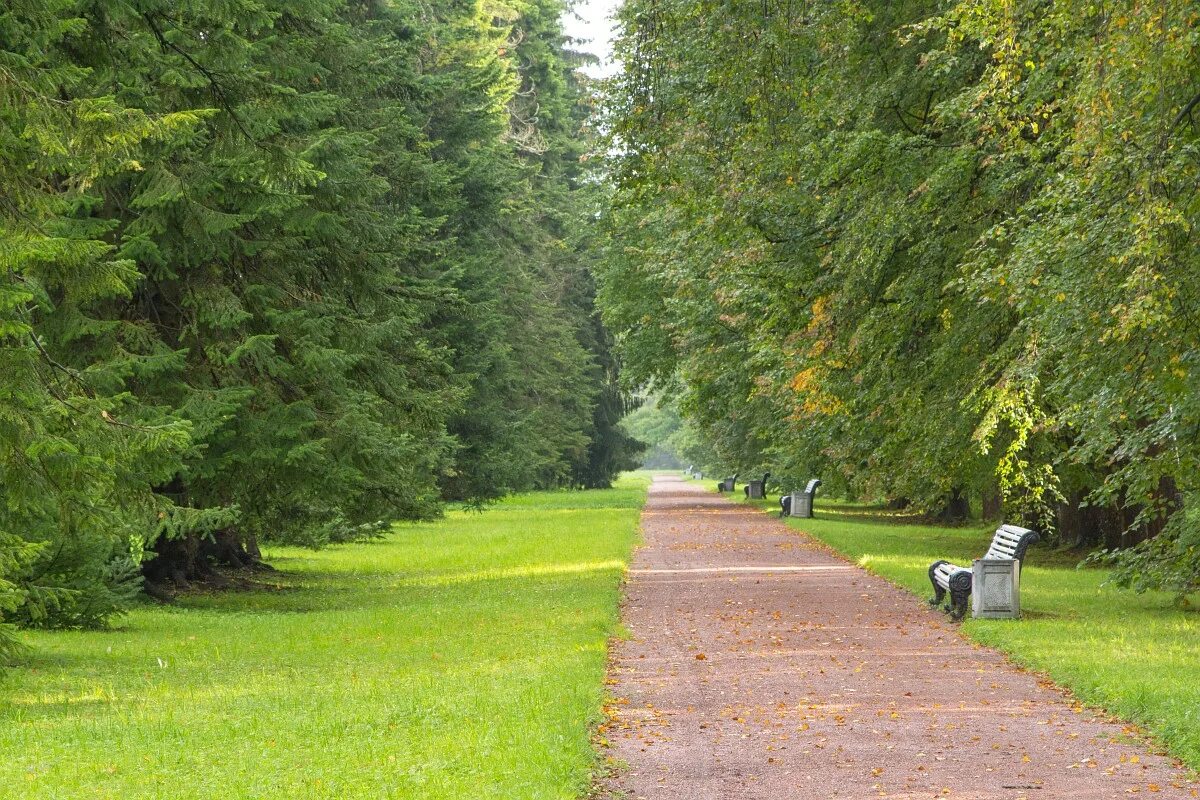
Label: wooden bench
xmin=928 ymin=524 xmax=1039 ymax=621
xmin=744 ymin=472 xmax=771 ymax=500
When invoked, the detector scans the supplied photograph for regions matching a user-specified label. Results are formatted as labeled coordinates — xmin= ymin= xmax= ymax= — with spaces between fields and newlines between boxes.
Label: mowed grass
xmin=721 ymin=482 xmax=1200 ymax=769
xmin=0 ymin=474 xmax=650 ymax=800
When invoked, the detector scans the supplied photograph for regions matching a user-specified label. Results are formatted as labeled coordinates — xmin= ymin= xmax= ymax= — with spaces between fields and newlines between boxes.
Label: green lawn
xmin=0 ymin=475 xmax=649 ymax=800
xmin=725 ymin=485 xmax=1200 ymax=770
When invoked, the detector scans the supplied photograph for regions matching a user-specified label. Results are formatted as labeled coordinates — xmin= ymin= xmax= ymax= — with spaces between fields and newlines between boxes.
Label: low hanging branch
xmin=141 ymin=12 xmax=261 ymax=146
xmin=28 ymin=331 xmax=168 ymax=432
xmin=1170 ymin=90 xmax=1200 ymax=131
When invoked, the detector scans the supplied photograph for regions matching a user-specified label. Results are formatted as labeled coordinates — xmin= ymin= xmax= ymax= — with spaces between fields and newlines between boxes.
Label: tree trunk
xmin=1136 ymin=475 xmax=1183 ymax=545
xmin=935 ymin=487 xmax=970 ymax=523
xmin=1055 ymin=490 xmax=1133 ymax=549
xmin=981 ymin=483 xmax=1002 ymax=520
xmin=141 ymin=528 xmax=266 ymax=598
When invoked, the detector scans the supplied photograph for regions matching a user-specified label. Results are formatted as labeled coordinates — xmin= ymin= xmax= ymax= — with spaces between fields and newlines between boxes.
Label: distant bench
xmin=744 ymin=472 xmax=771 ymax=500
xmin=929 ymin=524 xmax=1039 ymax=621
xmin=717 ymin=473 xmax=738 ymax=493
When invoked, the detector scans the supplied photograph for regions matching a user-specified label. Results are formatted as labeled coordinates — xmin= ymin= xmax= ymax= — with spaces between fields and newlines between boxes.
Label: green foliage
xmin=0 ymin=477 xmax=648 ymax=797
xmin=1 ymin=0 xmax=632 ymax=644
xmin=620 ymin=396 xmax=714 ymax=470
xmin=12 ymin=534 xmax=143 ymax=630
xmin=569 ymin=279 xmax=647 ymax=487
xmin=1096 ymin=496 xmax=1200 ymax=603
xmin=435 ymin=0 xmax=641 ymax=497
xmin=597 ymin=0 xmax=1200 ymax=567
xmin=1 ymin=0 xmax=196 ymax=645
xmin=621 ymin=399 xmax=683 ymax=468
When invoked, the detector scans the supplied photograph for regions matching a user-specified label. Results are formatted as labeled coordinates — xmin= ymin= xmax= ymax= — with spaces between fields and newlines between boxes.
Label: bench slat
xmin=933 ymin=562 xmax=970 ymax=590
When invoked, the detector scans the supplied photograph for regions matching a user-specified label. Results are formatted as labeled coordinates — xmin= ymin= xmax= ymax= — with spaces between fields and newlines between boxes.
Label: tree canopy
xmin=597 ymin=0 xmax=1200 ymax=595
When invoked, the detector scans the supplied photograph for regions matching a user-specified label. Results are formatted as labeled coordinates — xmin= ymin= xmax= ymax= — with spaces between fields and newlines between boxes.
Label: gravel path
xmin=599 ymin=474 xmax=1198 ymax=799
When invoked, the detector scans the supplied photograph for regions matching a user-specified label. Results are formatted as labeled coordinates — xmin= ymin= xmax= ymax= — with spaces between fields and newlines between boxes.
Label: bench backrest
xmin=983 ymin=524 xmax=1039 ymax=562
xmin=804 ymin=478 xmax=821 ymax=494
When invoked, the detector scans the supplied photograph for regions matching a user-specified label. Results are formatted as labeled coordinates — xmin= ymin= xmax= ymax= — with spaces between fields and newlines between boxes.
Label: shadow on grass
xmin=815 ymin=503 xmax=928 ymax=525
xmin=167 ymin=561 xmax=625 ymax=617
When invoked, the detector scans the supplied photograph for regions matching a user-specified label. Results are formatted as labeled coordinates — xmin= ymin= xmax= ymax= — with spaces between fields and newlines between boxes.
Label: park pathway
xmin=600 ymin=474 xmax=1198 ymax=799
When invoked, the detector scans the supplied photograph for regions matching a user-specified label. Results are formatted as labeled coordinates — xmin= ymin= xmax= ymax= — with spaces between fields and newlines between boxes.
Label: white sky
xmin=561 ymin=0 xmax=622 ymax=78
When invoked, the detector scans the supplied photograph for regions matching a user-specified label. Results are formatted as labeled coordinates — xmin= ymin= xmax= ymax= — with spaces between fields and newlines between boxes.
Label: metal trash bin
xmin=788 ymin=479 xmax=821 ymax=518
xmin=746 ymin=480 xmax=765 ymax=499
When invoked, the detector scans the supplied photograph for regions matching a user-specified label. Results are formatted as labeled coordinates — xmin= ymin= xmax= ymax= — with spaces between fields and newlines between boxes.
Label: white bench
xmin=928 ymin=524 xmax=1039 ymax=621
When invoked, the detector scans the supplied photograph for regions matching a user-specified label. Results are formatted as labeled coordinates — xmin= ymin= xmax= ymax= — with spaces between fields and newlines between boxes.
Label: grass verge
xmin=0 ymin=474 xmax=649 ymax=800
xmin=716 ymin=483 xmax=1200 ymax=771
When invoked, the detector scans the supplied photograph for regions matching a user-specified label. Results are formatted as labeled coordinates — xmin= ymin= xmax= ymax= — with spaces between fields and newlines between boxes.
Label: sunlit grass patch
xmin=0 ymin=474 xmax=649 ymax=800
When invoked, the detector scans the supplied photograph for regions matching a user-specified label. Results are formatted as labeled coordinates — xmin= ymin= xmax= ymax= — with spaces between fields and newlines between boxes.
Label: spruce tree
xmin=1 ymin=0 xmax=206 ymax=640
xmin=3 ymin=0 xmax=640 ymax=646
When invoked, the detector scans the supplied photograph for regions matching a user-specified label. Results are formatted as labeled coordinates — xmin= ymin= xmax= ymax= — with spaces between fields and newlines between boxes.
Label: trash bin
xmin=971 ymin=558 xmax=1023 ymax=619
xmin=789 ymin=479 xmax=821 ymax=518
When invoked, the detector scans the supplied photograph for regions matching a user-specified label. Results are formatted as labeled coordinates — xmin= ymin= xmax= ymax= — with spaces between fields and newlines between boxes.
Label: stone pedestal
xmin=790 ymin=491 xmax=813 ymax=518
xmin=972 ymin=558 xmax=1022 ymax=619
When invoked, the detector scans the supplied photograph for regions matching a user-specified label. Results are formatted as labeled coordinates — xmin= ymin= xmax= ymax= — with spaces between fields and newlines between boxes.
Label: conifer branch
xmin=141 ymin=12 xmax=262 ymax=147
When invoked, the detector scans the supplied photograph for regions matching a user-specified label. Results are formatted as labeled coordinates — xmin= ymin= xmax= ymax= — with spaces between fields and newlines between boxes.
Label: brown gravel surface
xmin=598 ymin=474 xmax=1199 ymax=799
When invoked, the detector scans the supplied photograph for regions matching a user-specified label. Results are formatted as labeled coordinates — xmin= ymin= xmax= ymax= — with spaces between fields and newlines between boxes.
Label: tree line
xmin=0 ymin=0 xmax=641 ymax=654
xmin=598 ymin=1 xmax=1199 ymax=596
